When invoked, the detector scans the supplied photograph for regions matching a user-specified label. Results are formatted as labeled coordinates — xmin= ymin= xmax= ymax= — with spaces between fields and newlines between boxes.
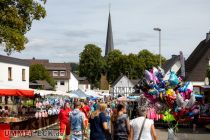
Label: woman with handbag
xmin=129 ymin=107 xmax=158 ymax=140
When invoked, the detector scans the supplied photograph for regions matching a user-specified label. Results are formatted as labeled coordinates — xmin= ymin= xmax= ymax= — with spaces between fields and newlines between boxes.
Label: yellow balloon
xmin=166 ymin=89 xmax=174 ymax=96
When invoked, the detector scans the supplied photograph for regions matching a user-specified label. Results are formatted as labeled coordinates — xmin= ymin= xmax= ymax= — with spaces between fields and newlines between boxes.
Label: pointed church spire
xmin=105 ymin=10 xmax=114 ymax=57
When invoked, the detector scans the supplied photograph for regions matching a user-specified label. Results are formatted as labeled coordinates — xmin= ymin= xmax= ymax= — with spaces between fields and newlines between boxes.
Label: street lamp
xmin=153 ymin=27 xmax=162 ymax=67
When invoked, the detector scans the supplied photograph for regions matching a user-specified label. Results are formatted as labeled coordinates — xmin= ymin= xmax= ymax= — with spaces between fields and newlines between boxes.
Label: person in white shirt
xmin=129 ymin=107 xmax=157 ymax=140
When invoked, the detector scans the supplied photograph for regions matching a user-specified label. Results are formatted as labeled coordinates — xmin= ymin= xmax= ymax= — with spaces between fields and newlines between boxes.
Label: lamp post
xmin=153 ymin=28 xmax=161 ymax=67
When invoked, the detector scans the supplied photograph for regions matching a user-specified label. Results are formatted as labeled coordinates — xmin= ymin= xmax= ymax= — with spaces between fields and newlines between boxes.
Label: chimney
xmin=206 ymin=31 xmax=210 ymax=42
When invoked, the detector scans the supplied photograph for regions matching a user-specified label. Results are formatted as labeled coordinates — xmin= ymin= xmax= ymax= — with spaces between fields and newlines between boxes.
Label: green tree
xmin=79 ymin=44 xmax=104 ymax=87
xmin=30 ymin=64 xmax=55 ymax=88
xmin=126 ymin=53 xmax=144 ymax=79
xmin=0 ymin=0 xmax=46 ymax=54
xmin=106 ymin=49 xmax=165 ymax=83
xmin=138 ymin=49 xmax=165 ymax=69
xmin=70 ymin=63 xmax=79 ymax=73
xmin=107 ymin=51 xmax=145 ymax=83
xmin=106 ymin=50 xmax=123 ymax=82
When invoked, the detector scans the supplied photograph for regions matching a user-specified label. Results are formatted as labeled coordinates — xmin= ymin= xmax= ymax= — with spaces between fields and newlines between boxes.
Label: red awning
xmin=0 ymin=89 xmax=34 ymax=97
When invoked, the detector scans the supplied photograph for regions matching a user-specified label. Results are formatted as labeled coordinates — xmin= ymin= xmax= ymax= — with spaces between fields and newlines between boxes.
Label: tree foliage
xmin=138 ymin=49 xmax=165 ymax=69
xmin=29 ymin=64 xmax=55 ymax=88
xmin=106 ymin=49 xmax=166 ymax=83
xmin=79 ymin=44 xmax=166 ymax=87
xmin=0 ymin=0 xmax=46 ymax=54
xmin=79 ymin=44 xmax=105 ymax=87
xmin=70 ymin=63 xmax=79 ymax=73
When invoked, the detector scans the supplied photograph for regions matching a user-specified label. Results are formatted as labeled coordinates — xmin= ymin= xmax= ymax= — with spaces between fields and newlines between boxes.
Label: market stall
xmin=0 ymin=89 xmax=36 ymax=139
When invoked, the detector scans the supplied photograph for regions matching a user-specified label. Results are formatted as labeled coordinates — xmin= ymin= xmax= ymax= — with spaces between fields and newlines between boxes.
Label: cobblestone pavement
xmin=11 ymin=125 xmax=210 ymax=140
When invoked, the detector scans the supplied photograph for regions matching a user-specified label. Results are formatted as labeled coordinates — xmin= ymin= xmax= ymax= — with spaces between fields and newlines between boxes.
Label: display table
xmin=0 ymin=115 xmax=58 ymax=130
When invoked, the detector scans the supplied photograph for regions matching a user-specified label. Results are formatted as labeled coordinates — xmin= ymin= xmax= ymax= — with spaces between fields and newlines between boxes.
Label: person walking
xmin=58 ymin=102 xmax=72 ymax=140
xmin=90 ymin=103 xmax=109 ymax=140
xmin=111 ymin=104 xmax=130 ymax=140
xmin=129 ymin=107 xmax=158 ymax=140
xmin=69 ymin=101 xmax=86 ymax=140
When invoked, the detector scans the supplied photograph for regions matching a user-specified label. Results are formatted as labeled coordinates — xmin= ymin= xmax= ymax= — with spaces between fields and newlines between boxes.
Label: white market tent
xmin=84 ymin=90 xmax=103 ymax=98
xmin=72 ymin=89 xmax=88 ymax=99
xmin=35 ymin=90 xmax=73 ymax=97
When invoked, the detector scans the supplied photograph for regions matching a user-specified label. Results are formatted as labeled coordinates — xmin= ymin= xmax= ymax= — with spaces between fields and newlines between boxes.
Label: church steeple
xmin=105 ymin=11 xmax=114 ymax=57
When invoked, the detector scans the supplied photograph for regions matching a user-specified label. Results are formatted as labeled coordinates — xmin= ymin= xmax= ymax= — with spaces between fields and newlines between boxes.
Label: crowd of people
xmin=58 ymin=99 xmax=158 ymax=140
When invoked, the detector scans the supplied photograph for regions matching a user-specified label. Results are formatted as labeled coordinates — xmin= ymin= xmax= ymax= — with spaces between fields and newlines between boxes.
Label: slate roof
xmin=26 ymin=59 xmax=71 ymax=80
xmin=71 ymin=72 xmax=90 ymax=84
xmin=30 ymin=80 xmax=53 ymax=90
xmin=162 ymin=55 xmax=180 ymax=73
xmin=0 ymin=55 xmax=29 ymax=66
xmin=111 ymin=75 xmax=139 ymax=87
xmin=185 ymin=40 xmax=206 ymax=74
xmin=185 ymin=39 xmax=210 ymax=81
xmin=111 ymin=75 xmax=124 ymax=87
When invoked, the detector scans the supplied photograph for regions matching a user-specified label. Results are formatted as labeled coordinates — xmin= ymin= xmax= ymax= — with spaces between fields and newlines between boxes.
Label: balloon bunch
xmin=139 ymin=67 xmax=204 ymax=122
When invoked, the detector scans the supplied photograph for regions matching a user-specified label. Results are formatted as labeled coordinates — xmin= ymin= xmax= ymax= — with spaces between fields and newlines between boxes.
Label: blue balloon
xmin=188 ymin=112 xmax=194 ymax=117
xmin=158 ymin=88 xmax=165 ymax=93
xmin=169 ymin=71 xmax=179 ymax=86
xmin=149 ymin=89 xmax=158 ymax=95
xmin=193 ymin=94 xmax=203 ymax=100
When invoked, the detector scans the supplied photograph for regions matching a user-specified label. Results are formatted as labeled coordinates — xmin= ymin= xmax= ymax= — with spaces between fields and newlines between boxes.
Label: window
xmin=53 ymin=71 xmax=58 ymax=76
xmin=22 ymin=69 xmax=26 ymax=81
xmin=60 ymin=81 xmax=65 ymax=85
xmin=8 ymin=67 xmax=12 ymax=81
xmin=60 ymin=71 xmax=66 ymax=76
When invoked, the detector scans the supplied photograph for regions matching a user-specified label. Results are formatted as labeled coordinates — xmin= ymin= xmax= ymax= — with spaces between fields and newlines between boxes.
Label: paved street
xmin=11 ymin=124 xmax=210 ymax=140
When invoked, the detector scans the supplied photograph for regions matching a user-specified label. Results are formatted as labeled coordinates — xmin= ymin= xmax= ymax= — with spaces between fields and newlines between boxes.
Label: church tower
xmin=105 ymin=12 xmax=114 ymax=57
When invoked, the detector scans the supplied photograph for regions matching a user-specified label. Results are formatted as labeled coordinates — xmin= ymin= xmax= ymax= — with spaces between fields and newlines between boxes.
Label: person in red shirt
xmin=80 ymin=101 xmax=90 ymax=119
xmin=58 ymin=102 xmax=72 ymax=140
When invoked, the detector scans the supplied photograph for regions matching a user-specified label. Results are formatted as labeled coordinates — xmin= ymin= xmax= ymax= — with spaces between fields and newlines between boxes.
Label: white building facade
xmin=111 ymin=75 xmax=135 ymax=97
xmin=69 ymin=72 xmax=79 ymax=91
xmin=0 ymin=55 xmax=29 ymax=89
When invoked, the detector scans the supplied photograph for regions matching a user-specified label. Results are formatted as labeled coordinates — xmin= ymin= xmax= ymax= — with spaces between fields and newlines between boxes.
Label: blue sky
xmin=1 ymin=0 xmax=210 ymax=62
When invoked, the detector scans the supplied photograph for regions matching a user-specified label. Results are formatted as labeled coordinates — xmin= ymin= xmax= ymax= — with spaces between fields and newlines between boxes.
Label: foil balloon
xmin=158 ymin=66 xmax=165 ymax=76
xmin=144 ymin=92 xmax=156 ymax=103
xmin=169 ymin=71 xmax=179 ymax=86
xmin=145 ymin=70 xmax=153 ymax=82
xmin=182 ymin=82 xmax=193 ymax=92
xmin=193 ymin=93 xmax=203 ymax=101
xmin=163 ymin=110 xmax=175 ymax=122
xmin=152 ymin=67 xmax=159 ymax=76
xmin=166 ymin=89 xmax=175 ymax=96
xmin=176 ymin=93 xmax=195 ymax=109
xmin=149 ymin=89 xmax=158 ymax=95
xmin=185 ymin=94 xmax=196 ymax=109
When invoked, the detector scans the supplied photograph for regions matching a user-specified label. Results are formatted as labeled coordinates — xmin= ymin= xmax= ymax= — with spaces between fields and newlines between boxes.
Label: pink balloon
xmin=144 ymin=93 xmax=157 ymax=103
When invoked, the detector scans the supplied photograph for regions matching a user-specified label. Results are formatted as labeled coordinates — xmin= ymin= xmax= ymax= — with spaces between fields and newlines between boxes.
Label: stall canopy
xmin=85 ymin=90 xmax=103 ymax=98
xmin=37 ymin=90 xmax=71 ymax=97
xmin=69 ymin=93 xmax=79 ymax=98
xmin=0 ymin=89 xmax=34 ymax=97
xmin=72 ymin=89 xmax=88 ymax=98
